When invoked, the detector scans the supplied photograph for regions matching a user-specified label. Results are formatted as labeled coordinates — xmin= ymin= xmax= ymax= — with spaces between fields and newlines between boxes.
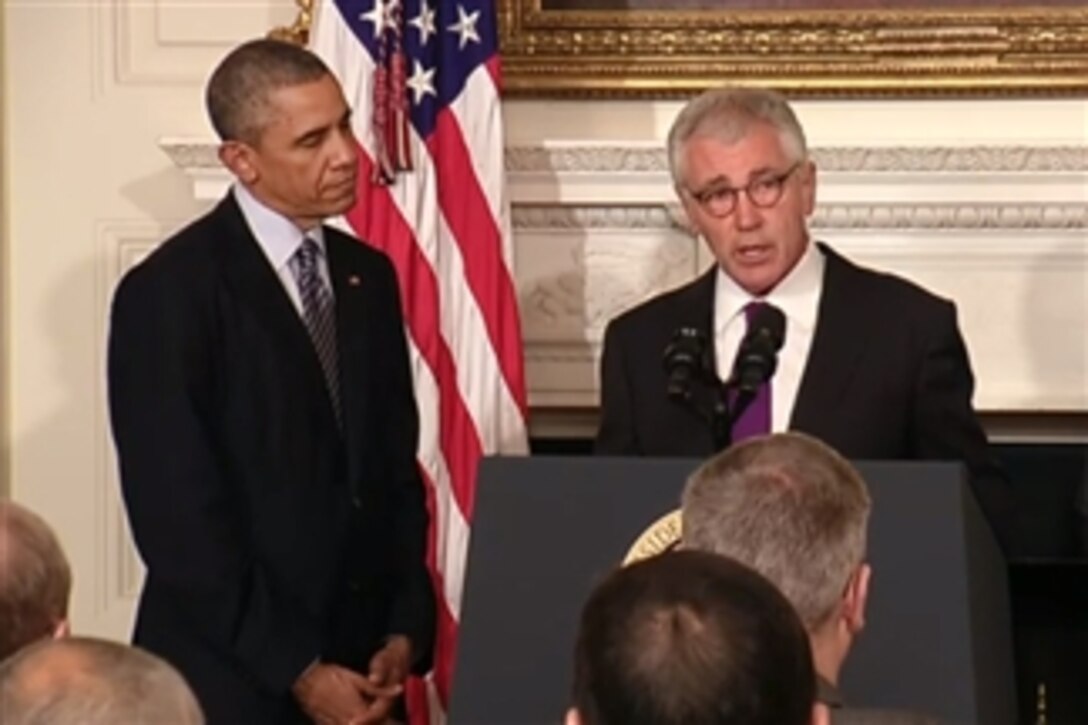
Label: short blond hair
xmin=0 ymin=500 xmax=72 ymax=660
xmin=681 ymin=433 xmax=870 ymax=630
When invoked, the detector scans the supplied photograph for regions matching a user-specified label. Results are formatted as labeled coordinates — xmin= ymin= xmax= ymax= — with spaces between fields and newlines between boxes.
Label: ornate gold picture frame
xmin=495 ymin=0 xmax=1088 ymax=97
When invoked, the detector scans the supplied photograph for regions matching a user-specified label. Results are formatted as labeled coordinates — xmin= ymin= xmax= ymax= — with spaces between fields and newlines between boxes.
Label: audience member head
xmin=568 ymin=549 xmax=820 ymax=725
xmin=0 ymin=636 xmax=204 ymax=724
xmin=667 ymin=86 xmax=816 ymax=296
xmin=681 ymin=432 xmax=872 ymax=685
xmin=0 ymin=500 xmax=72 ymax=661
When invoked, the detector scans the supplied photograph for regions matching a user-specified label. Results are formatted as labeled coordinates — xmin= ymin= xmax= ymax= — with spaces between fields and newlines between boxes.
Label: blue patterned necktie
xmin=292 ymin=237 xmax=342 ymax=427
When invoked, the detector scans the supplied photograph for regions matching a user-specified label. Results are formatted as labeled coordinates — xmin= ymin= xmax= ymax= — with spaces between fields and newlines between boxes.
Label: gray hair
xmin=0 ymin=637 xmax=204 ymax=725
xmin=0 ymin=500 xmax=72 ymax=660
xmin=667 ymin=87 xmax=808 ymax=187
xmin=205 ymin=38 xmax=333 ymax=144
xmin=681 ymin=433 xmax=871 ymax=630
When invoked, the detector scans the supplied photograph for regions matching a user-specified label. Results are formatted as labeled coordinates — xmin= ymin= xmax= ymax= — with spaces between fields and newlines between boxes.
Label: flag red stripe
xmin=405 ymin=464 xmax=440 ymax=725
xmin=484 ymin=55 xmax=501 ymax=87
xmin=346 ymin=150 xmax=483 ymax=521
xmin=413 ymin=467 xmax=460 ymax=713
xmin=405 ymin=678 xmax=430 ymax=725
xmin=431 ymin=580 xmax=460 ymax=705
xmin=426 ymin=109 xmax=527 ymax=418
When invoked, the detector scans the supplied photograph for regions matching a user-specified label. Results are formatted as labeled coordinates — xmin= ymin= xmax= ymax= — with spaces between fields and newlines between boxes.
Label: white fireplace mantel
xmin=160 ymin=138 xmax=1088 ymax=439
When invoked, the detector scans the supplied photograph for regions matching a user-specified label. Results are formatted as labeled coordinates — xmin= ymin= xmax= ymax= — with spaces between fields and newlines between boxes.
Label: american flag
xmin=310 ymin=1 xmax=529 ymax=721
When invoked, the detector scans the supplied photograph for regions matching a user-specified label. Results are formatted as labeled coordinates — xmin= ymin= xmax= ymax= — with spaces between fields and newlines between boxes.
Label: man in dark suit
xmin=596 ymin=87 xmax=1011 ymax=543
xmin=567 ymin=549 xmax=821 ymax=725
xmin=682 ymin=432 xmax=936 ymax=725
xmin=107 ymin=39 xmax=434 ymax=724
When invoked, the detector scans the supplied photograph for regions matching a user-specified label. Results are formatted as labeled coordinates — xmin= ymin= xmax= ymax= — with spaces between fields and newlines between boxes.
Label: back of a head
xmin=681 ymin=433 xmax=871 ymax=631
xmin=0 ymin=500 xmax=72 ymax=660
xmin=205 ymin=37 xmax=332 ymax=143
xmin=0 ymin=636 xmax=204 ymax=724
xmin=571 ymin=550 xmax=815 ymax=725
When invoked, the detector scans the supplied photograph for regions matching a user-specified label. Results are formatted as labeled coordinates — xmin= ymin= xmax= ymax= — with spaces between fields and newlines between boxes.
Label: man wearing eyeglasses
xmin=596 ymin=87 xmax=1013 ymax=550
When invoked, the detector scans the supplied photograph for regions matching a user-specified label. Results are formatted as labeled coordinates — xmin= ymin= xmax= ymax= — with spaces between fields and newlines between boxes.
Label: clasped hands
xmin=293 ymin=636 xmax=413 ymax=725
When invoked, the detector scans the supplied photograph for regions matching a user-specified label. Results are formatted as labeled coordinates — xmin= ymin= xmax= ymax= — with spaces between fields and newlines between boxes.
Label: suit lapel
xmin=691 ymin=266 xmax=719 ymax=373
xmin=211 ymin=195 xmax=339 ymax=431
xmin=790 ymin=244 xmax=869 ymax=432
xmin=686 ymin=267 xmax=721 ymax=423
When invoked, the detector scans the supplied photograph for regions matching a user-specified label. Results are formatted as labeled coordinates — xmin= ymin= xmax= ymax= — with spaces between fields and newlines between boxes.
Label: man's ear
xmin=52 ymin=618 xmax=70 ymax=639
xmin=564 ymin=707 xmax=582 ymax=725
xmin=218 ymin=141 xmax=259 ymax=185
xmin=842 ymin=563 xmax=871 ymax=635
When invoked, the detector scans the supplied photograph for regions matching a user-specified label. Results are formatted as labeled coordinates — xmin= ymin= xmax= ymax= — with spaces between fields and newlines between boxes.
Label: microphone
xmin=663 ymin=327 xmax=710 ymax=403
xmin=730 ymin=304 xmax=786 ymax=394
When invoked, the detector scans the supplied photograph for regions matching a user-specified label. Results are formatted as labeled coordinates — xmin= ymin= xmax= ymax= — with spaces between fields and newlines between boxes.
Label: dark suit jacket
xmin=108 ymin=195 xmax=435 ymax=723
xmin=833 ymin=709 xmax=940 ymax=725
xmin=823 ymin=675 xmax=940 ymax=725
xmin=596 ymin=243 xmax=1013 ymax=543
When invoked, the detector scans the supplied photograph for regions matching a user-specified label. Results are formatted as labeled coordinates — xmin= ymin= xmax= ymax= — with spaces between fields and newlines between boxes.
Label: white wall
xmin=1 ymin=0 xmax=9 ymax=497
xmin=505 ymin=99 xmax=1088 ymax=147
xmin=1 ymin=0 xmax=294 ymax=642
xmin=2 ymin=2 xmax=1086 ymax=642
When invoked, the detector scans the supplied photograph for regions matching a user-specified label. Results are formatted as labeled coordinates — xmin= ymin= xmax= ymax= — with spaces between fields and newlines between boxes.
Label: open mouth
xmin=736 ymin=245 xmax=773 ymax=264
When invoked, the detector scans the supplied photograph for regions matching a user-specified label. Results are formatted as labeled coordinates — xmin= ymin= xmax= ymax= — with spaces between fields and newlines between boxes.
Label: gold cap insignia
xmin=623 ymin=509 xmax=682 ymax=565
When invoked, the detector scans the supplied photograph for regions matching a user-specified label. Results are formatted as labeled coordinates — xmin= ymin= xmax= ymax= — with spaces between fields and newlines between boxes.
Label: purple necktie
xmin=730 ymin=302 xmax=772 ymax=443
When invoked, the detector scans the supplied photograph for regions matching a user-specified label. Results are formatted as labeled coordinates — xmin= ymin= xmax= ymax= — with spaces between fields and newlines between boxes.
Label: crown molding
xmin=162 ymin=139 xmax=1088 ymax=231
xmin=505 ymin=144 xmax=1088 ymax=174
xmin=162 ymin=139 xmax=1088 ymax=174
xmin=516 ymin=203 xmax=1088 ymax=231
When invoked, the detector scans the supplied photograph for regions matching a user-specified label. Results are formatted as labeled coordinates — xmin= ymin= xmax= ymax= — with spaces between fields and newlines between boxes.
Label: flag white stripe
xmin=446 ymin=66 xmax=510 ymax=258
xmin=408 ymin=343 xmax=469 ymax=620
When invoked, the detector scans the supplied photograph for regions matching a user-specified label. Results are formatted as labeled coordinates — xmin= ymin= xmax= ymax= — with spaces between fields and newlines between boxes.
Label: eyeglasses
xmin=685 ymin=162 xmax=802 ymax=218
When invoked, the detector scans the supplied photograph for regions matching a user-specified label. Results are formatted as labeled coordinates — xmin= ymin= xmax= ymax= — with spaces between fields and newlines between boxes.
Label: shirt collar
xmin=714 ymin=240 xmax=825 ymax=335
xmin=232 ymin=183 xmax=327 ymax=271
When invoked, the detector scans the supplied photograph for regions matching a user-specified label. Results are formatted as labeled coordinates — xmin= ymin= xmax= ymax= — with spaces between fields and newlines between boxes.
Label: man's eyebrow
xmin=293 ymin=108 xmax=353 ymax=146
xmin=293 ymin=124 xmax=329 ymax=146
xmin=691 ymin=164 xmax=784 ymax=190
xmin=747 ymin=164 xmax=781 ymax=179
xmin=691 ymin=173 xmax=734 ymax=190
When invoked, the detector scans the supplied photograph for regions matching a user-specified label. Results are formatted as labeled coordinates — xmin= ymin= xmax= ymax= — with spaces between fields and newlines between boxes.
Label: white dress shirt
xmin=713 ymin=241 xmax=826 ymax=432
xmin=232 ymin=184 xmax=334 ymax=315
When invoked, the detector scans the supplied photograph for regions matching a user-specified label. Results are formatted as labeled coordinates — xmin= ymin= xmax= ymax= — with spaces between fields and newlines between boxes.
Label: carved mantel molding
xmin=161 ymin=139 xmax=1088 ymax=230
xmin=160 ymin=138 xmax=1088 ymax=429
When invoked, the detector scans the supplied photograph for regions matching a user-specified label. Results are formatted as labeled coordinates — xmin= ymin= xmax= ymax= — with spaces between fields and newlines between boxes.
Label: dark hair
xmin=0 ymin=500 xmax=72 ymax=660
xmin=571 ymin=550 xmax=815 ymax=725
xmin=205 ymin=38 xmax=332 ymax=143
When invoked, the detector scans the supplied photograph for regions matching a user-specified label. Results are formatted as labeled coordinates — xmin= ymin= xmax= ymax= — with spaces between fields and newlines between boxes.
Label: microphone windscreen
xmin=749 ymin=305 xmax=786 ymax=351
